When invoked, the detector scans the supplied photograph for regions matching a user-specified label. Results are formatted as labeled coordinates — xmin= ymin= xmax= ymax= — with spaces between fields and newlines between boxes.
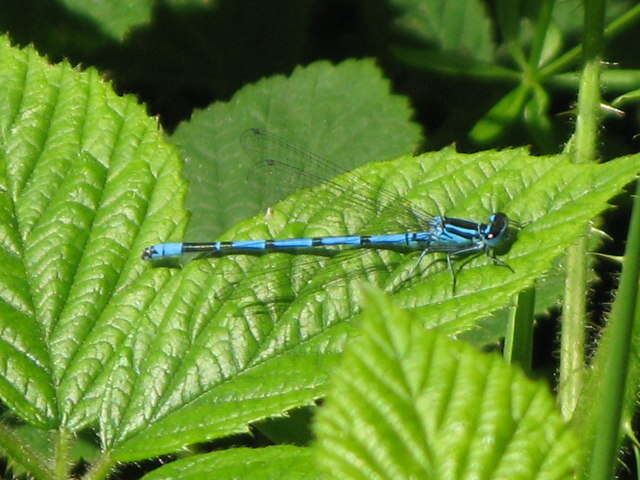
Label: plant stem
xmin=504 ymin=287 xmax=535 ymax=375
xmin=53 ymin=429 xmax=73 ymax=479
xmin=83 ymin=451 xmax=117 ymax=480
xmin=588 ymin=181 xmax=640 ymax=480
xmin=540 ymin=3 xmax=640 ymax=77
xmin=559 ymin=237 xmax=587 ymax=419
xmin=559 ymin=0 xmax=604 ymax=421
xmin=528 ymin=0 xmax=555 ymax=69
xmin=574 ymin=66 xmax=602 ymax=163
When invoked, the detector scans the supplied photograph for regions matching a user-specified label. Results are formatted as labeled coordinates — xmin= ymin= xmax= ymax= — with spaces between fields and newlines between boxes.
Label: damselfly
xmin=143 ymin=129 xmax=518 ymax=288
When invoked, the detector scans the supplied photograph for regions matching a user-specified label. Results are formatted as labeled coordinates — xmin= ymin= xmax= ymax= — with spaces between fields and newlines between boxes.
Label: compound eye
xmin=488 ymin=213 xmax=509 ymax=238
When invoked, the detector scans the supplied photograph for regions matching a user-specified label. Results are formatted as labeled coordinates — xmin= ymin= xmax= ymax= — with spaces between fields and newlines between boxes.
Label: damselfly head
xmin=486 ymin=212 xmax=509 ymax=242
xmin=486 ymin=212 xmax=521 ymax=255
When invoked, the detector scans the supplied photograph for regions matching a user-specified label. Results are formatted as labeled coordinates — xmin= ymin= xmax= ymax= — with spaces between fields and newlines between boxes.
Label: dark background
xmin=1 ymin=1 xmax=638 ymax=477
xmin=3 ymin=0 xmax=635 ymax=337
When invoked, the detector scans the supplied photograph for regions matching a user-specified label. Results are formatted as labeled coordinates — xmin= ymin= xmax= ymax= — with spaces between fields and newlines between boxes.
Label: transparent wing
xmin=241 ymin=128 xmax=433 ymax=234
xmin=166 ymin=129 xmax=450 ymax=320
xmin=198 ymin=242 xmax=436 ymax=316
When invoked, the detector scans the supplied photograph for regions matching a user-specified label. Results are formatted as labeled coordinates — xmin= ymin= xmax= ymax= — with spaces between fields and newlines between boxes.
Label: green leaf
xmin=109 ymin=145 xmax=638 ymax=460
xmin=469 ymin=84 xmax=531 ymax=145
xmin=164 ymin=0 xmax=216 ymax=6
xmin=550 ymin=70 xmax=640 ymax=92
xmin=56 ymin=0 xmax=219 ymax=41
xmin=392 ymin=46 xmax=518 ymax=80
xmin=254 ymin=406 xmax=316 ymax=446
xmin=524 ymin=86 xmax=555 ymax=153
xmin=0 ymin=422 xmax=54 ymax=479
xmin=314 ymin=288 xmax=580 ymax=479
xmin=388 ymin=0 xmax=495 ymax=62
xmin=573 ymin=181 xmax=640 ymax=478
xmin=0 ymin=33 xmax=187 ymax=435
xmin=141 ymin=445 xmax=319 ymax=480
xmin=59 ymin=0 xmax=154 ymax=41
xmin=1 ymin=30 xmax=639 ymax=474
xmin=550 ymin=0 xmax=632 ymax=40
xmin=612 ymin=87 xmax=640 ymax=107
xmin=550 ymin=0 xmax=585 ymax=35
xmin=494 ymin=0 xmax=520 ymax=44
xmin=172 ymin=58 xmax=423 ymax=241
xmin=0 ymin=423 xmax=99 ymax=478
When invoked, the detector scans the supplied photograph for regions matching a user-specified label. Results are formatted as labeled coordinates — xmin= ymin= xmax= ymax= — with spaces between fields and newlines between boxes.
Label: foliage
xmin=315 ymin=287 xmax=579 ymax=479
xmin=0 ymin=1 xmax=639 ymax=479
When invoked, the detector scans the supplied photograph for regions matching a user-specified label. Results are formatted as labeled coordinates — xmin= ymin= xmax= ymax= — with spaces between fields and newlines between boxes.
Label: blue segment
xmin=142 ymin=129 xmax=517 ymax=287
xmin=230 ymin=240 xmax=267 ymax=250
xmin=369 ymin=234 xmax=408 ymax=245
xmin=272 ymin=238 xmax=314 ymax=248
xmin=318 ymin=236 xmax=361 ymax=246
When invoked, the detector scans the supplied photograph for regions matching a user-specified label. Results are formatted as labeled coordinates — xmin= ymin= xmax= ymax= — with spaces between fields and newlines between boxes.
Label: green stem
xmin=82 ymin=451 xmax=117 ymax=480
xmin=574 ymin=62 xmax=602 ymax=163
xmin=53 ymin=429 xmax=74 ymax=479
xmin=540 ymin=3 xmax=640 ymax=77
xmin=494 ymin=0 xmax=530 ymax=71
xmin=504 ymin=286 xmax=535 ymax=375
xmin=559 ymin=0 xmax=604 ymax=421
xmin=528 ymin=0 xmax=555 ymax=69
xmin=588 ymin=181 xmax=640 ymax=480
xmin=558 ymin=236 xmax=587 ymax=419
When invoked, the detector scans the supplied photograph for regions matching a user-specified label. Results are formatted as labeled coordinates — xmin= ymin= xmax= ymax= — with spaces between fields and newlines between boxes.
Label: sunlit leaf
xmin=315 ymin=288 xmax=580 ymax=479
